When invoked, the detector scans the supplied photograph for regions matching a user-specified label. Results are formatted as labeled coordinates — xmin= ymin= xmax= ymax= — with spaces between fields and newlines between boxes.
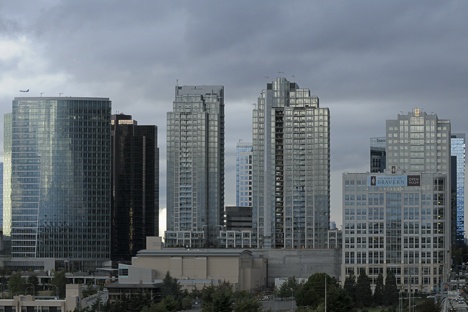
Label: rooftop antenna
xmin=176 ymin=79 xmax=179 ymax=86
xmin=41 ymin=92 xmax=44 ymax=97
xmin=59 ymin=93 xmax=63 ymax=97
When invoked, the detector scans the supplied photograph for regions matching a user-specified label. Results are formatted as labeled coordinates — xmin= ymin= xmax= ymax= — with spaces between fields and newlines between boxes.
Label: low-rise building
xmin=0 ymin=284 xmax=82 ymax=311
xmin=106 ymin=237 xmax=267 ymax=300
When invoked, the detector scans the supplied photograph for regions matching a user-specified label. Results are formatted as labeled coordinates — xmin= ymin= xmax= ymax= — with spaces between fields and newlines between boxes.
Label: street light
xmin=44 ymin=284 xmax=59 ymax=298
xmin=26 ymin=283 xmax=35 ymax=296
xmin=291 ymin=287 xmax=294 ymax=312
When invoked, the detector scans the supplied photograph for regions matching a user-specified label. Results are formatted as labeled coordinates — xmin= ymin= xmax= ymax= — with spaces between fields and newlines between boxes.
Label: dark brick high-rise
xmin=111 ymin=114 xmax=159 ymax=261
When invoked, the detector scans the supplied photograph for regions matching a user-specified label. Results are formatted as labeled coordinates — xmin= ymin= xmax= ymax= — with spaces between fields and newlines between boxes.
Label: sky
xmin=1 ymin=1 xmax=468 ymax=235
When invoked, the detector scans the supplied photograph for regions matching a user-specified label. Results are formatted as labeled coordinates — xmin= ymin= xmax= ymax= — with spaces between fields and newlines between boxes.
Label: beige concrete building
xmin=107 ymin=237 xmax=266 ymax=299
xmin=0 ymin=284 xmax=107 ymax=312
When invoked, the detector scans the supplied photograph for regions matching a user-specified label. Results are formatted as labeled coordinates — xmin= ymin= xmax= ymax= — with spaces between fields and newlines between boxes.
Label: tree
xmin=0 ymin=268 xmax=10 ymax=298
xmin=181 ymin=296 xmax=193 ymax=310
xmin=27 ymin=274 xmax=39 ymax=295
xmin=277 ymin=276 xmax=302 ymax=298
xmin=232 ymin=291 xmax=262 ymax=312
xmin=355 ymin=269 xmax=372 ymax=308
xmin=416 ymin=298 xmax=442 ymax=312
xmin=342 ymin=274 xmax=356 ymax=304
xmin=295 ymin=272 xmax=352 ymax=312
xmin=8 ymin=272 xmax=26 ymax=296
xmin=161 ymin=272 xmax=183 ymax=302
xmin=295 ymin=273 xmax=328 ymax=308
xmin=211 ymin=286 xmax=233 ymax=312
xmin=295 ymin=273 xmax=353 ymax=312
xmin=141 ymin=302 xmax=169 ymax=312
xmin=326 ymin=286 xmax=354 ymax=312
xmin=107 ymin=291 xmax=152 ymax=312
xmin=201 ymin=282 xmax=233 ymax=312
xmin=154 ymin=295 xmax=178 ymax=311
xmin=373 ymin=273 xmax=384 ymax=306
xmin=51 ymin=270 xmax=68 ymax=298
xmin=383 ymin=270 xmax=399 ymax=306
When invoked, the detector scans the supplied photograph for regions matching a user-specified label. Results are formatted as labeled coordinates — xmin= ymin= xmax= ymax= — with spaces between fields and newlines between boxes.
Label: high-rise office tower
xmin=111 ymin=114 xmax=159 ymax=261
xmin=3 ymin=97 xmax=111 ymax=266
xmin=236 ymin=141 xmax=253 ymax=207
xmin=0 ymin=162 xmax=3 ymax=228
xmin=252 ymin=77 xmax=330 ymax=249
xmin=451 ymin=134 xmax=465 ymax=246
xmin=165 ymin=85 xmax=225 ymax=248
xmin=342 ymin=108 xmax=452 ymax=293
xmin=370 ymin=132 xmax=465 ymax=246
xmin=370 ymin=137 xmax=386 ymax=173
xmin=385 ymin=108 xmax=450 ymax=174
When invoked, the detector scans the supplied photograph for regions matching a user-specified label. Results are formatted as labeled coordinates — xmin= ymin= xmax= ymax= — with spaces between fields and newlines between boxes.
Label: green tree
xmin=107 ymin=291 xmax=152 ymax=312
xmin=232 ymin=291 xmax=262 ymax=312
xmin=156 ymin=295 xmax=178 ymax=311
xmin=201 ymin=282 xmax=233 ymax=312
xmin=141 ymin=302 xmax=168 ymax=312
xmin=277 ymin=276 xmax=301 ymax=298
xmin=295 ymin=273 xmax=352 ymax=312
xmin=342 ymin=274 xmax=356 ymax=304
xmin=161 ymin=272 xmax=183 ymax=304
xmin=355 ymin=269 xmax=372 ymax=308
xmin=326 ymin=286 xmax=353 ymax=312
xmin=51 ymin=270 xmax=68 ymax=298
xmin=181 ymin=296 xmax=193 ymax=310
xmin=0 ymin=268 xmax=10 ymax=298
xmin=416 ymin=298 xmax=442 ymax=312
xmin=27 ymin=274 xmax=39 ymax=295
xmin=8 ymin=272 xmax=26 ymax=296
xmin=383 ymin=270 xmax=399 ymax=306
xmin=295 ymin=273 xmax=327 ymax=308
xmin=373 ymin=273 xmax=384 ymax=306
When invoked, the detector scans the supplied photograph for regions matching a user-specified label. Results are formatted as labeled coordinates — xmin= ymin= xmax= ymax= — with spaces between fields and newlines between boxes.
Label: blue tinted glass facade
xmin=5 ymin=97 xmax=111 ymax=260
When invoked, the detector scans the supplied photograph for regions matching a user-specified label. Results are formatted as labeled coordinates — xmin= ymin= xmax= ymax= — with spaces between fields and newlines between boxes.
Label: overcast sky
xmin=1 ymin=1 xmax=468 ymax=235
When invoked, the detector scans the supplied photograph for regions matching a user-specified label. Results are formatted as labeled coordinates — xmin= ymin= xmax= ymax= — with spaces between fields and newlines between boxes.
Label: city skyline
xmin=1 ymin=1 xmax=468 ymax=234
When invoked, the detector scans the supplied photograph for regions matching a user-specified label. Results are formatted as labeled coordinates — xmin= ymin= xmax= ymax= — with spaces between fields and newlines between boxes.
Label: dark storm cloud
xmin=2 ymin=0 xmax=468 ymax=228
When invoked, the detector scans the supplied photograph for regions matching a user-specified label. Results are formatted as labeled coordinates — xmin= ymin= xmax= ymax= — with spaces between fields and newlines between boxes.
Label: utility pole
xmin=325 ymin=276 xmax=327 ymax=312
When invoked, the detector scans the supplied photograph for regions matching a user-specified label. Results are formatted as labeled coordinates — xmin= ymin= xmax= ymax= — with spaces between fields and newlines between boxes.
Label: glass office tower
xmin=236 ymin=141 xmax=253 ymax=207
xmin=252 ymin=77 xmax=330 ymax=249
xmin=166 ymin=85 xmax=225 ymax=248
xmin=4 ymin=97 xmax=112 ymax=264
xmin=370 ymin=137 xmax=386 ymax=173
xmin=111 ymin=114 xmax=159 ymax=261
xmin=342 ymin=108 xmax=453 ymax=294
xmin=451 ymin=134 xmax=465 ymax=245
xmin=0 ymin=162 xmax=3 ymax=228
xmin=342 ymin=172 xmax=448 ymax=293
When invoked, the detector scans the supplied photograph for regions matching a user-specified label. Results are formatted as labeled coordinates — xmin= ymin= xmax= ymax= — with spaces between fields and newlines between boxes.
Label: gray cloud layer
xmin=1 ymin=0 xmax=468 ymax=230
